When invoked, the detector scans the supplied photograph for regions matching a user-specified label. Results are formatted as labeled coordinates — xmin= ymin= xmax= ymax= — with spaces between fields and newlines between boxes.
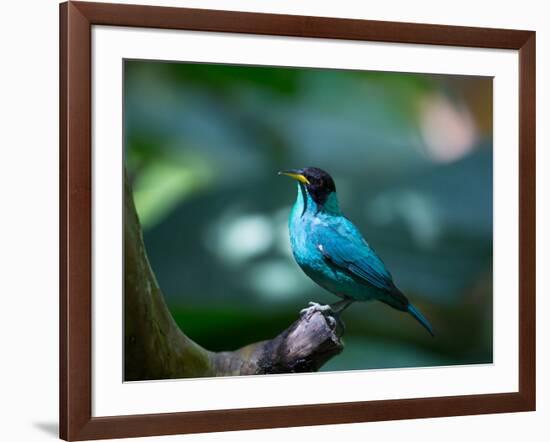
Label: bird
xmin=279 ymin=167 xmax=434 ymax=336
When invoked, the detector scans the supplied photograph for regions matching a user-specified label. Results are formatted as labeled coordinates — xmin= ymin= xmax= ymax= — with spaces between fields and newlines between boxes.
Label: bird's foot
xmin=300 ymin=301 xmax=332 ymax=317
xmin=300 ymin=302 xmax=341 ymax=331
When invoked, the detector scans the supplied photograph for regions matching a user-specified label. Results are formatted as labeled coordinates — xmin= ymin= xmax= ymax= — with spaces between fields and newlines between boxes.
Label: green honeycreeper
xmin=279 ymin=167 xmax=434 ymax=336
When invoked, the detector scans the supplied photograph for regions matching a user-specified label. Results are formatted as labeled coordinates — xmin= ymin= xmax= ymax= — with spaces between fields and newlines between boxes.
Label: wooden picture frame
xmin=60 ymin=1 xmax=536 ymax=440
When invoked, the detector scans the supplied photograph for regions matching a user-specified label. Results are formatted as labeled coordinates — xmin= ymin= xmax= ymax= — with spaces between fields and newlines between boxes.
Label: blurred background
xmin=124 ymin=60 xmax=493 ymax=373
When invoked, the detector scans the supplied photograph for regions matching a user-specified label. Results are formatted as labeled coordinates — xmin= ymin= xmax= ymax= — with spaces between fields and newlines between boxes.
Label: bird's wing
xmin=314 ymin=218 xmax=394 ymax=292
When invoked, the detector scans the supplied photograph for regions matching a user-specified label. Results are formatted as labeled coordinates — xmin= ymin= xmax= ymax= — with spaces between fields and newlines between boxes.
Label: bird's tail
xmin=407 ymin=303 xmax=435 ymax=337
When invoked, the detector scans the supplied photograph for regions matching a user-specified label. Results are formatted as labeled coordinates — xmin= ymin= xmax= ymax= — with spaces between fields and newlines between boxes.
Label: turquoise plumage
xmin=280 ymin=167 xmax=434 ymax=336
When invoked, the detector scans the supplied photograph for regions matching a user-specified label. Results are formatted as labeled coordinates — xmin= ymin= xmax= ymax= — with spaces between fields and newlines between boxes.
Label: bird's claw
xmin=300 ymin=301 xmax=332 ymax=317
xmin=300 ymin=302 xmax=342 ymax=331
xmin=325 ymin=315 xmax=337 ymax=329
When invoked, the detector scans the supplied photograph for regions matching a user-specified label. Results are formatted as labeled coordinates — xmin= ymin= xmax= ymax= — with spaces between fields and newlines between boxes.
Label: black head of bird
xmin=278 ymin=167 xmax=336 ymax=207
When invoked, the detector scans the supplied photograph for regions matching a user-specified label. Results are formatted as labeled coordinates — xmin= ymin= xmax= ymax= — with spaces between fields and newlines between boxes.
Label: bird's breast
xmin=289 ymin=210 xmax=320 ymax=264
xmin=288 ymin=212 xmax=343 ymax=291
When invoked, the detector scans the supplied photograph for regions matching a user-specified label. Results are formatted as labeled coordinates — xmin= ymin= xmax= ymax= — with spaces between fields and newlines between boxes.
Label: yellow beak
xmin=278 ymin=170 xmax=310 ymax=185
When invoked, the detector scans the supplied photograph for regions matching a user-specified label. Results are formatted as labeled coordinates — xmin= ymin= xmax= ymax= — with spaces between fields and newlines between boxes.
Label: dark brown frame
xmin=60 ymin=1 xmax=536 ymax=440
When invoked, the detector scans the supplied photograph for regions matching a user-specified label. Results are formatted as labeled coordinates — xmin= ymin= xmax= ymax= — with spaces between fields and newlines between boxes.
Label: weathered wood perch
xmin=124 ymin=172 xmax=344 ymax=381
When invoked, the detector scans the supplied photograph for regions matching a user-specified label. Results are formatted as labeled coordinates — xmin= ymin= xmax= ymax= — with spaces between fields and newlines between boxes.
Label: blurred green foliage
xmin=125 ymin=60 xmax=493 ymax=371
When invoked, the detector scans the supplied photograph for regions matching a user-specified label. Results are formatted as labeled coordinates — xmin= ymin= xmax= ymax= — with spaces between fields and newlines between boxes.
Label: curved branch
xmin=124 ymin=173 xmax=344 ymax=381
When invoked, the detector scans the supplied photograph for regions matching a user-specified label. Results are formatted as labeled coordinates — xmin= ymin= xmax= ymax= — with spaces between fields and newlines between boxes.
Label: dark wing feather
xmin=314 ymin=219 xmax=394 ymax=292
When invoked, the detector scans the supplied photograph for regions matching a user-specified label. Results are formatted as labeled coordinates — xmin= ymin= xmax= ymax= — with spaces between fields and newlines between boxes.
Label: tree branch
xmin=124 ymin=172 xmax=344 ymax=381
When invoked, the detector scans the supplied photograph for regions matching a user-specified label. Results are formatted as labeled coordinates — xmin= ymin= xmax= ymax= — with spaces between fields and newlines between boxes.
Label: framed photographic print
xmin=60 ymin=1 xmax=536 ymax=440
